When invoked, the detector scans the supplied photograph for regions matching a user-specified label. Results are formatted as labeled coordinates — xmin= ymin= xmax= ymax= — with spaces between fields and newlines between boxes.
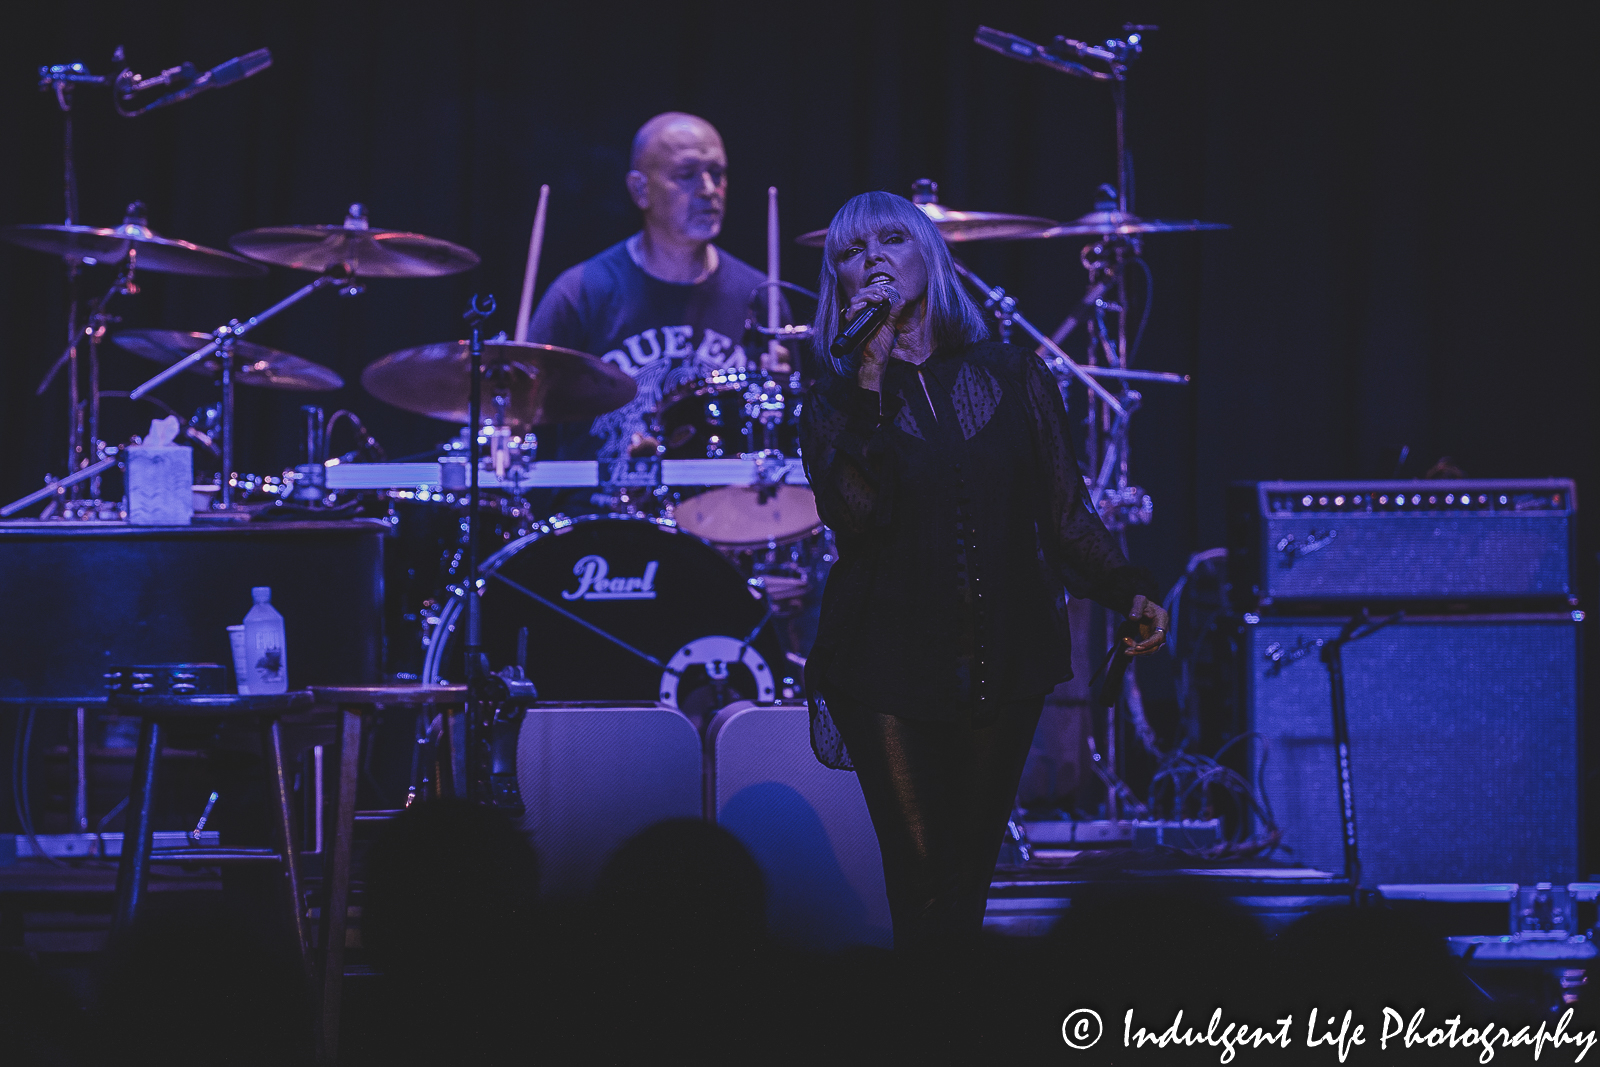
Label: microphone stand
xmin=1319 ymin=608 xmax=1404 ymax=898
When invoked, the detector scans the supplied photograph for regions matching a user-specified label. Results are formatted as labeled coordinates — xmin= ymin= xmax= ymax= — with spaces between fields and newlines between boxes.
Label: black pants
xmin=830 ymin=695 xmax=1046 ymax=950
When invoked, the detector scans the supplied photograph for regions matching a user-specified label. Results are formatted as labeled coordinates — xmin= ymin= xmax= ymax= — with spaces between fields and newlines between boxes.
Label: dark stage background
xmin=3 ymin=4 xmax=1595 ymax=857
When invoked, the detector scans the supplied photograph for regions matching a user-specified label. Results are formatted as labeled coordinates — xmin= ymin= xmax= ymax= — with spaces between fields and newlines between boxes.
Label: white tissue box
xmin=126 ymin=445 xmax=194 ymax=525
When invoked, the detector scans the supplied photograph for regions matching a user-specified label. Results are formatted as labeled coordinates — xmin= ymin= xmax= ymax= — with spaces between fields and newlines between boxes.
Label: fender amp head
xmin=1227 ymin=480 xmax=1575 ymax=608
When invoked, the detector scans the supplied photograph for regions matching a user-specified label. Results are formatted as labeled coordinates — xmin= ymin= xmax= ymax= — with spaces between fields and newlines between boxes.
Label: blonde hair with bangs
xmin=812 ymin=191 xmax=989 ymax=376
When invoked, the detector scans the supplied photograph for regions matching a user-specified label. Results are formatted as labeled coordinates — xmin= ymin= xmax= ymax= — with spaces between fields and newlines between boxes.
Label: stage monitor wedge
xmin=516 ymin=702 xmax=702 ymax=899
xmin=706 ymin=702 xmax=891 ymax=951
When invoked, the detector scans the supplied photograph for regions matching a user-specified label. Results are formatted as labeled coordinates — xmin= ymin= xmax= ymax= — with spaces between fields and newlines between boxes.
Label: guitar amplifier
xmin=1243 ymin=613 xmax=1581 ymax=885
xmin=1227 ymin=480 xmax=1575 ymax=606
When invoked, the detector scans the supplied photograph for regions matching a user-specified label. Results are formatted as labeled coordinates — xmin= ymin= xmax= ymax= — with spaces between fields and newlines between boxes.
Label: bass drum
xmin=422 ymin=515 xmax=784 ymax=731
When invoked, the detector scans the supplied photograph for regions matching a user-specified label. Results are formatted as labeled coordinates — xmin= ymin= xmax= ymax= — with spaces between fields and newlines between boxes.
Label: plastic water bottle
xmin=242 ymin=587 xmax=288 ymax=694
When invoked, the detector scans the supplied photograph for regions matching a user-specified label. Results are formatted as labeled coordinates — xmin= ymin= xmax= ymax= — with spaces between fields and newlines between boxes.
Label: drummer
xmin=527 ymin=111 xmax=788 ymax=505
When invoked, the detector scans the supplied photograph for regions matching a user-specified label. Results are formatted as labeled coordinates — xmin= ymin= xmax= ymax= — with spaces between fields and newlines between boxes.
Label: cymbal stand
xmin=35 ymin=62 xmax=107 ymax=506
xmin=460 ymin=294 xmax=534 ymax=815
xmin=127 ymin=269 xmax=359 ymax=510
xmin=0 ymin=449 xmax=121 ymax=519
xmin=951 ymin=259 xmax=1126 ymax=417
xmin=976 ymin=24 xmax=1198 ymax=827
xmin=957 ymin=256 xmax=1182 ymax=519
xmin=972 ymin=23 xmax=1162 ymax=529
xmin=217 ymin=335 xmax=238 ymax=507
xmin=83 ymin=257 xmax=139 ymax=501
xmin=2 ymin=258 xmax=135 ymax=520
xmin=955 ymin=255 xmax=1160 ymax=825
xmin=1068 ymin=23 xmax=1150 ymax=530
xmin=463 ymin=295 xmax=493 ymax=683
xmin=22 ymin=256 xmax=139 ymax=514
xmin=1074 ymin=230 xmax=1159 ymax=530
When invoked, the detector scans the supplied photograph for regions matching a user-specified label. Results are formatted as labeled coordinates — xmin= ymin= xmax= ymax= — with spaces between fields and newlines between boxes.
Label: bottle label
xmin=254 ymin=640 xmax=284 ymax=681
xmin=247 ymin=624 xmax=287 ymax=689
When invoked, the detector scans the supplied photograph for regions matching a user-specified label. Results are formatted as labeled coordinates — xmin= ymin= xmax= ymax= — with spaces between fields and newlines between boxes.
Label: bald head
xmin=630 ymin=112 xmax=723 ymax=171
xmin=625 ymin=112 xmax=727 ymax=247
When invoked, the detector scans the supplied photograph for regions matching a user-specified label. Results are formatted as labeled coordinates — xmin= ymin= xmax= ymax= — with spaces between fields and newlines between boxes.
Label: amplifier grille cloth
xmin=1258 ymin=514 xmax=1571 ymax=599
xmin=1245 ymin=617 xmax=1579 ymax=885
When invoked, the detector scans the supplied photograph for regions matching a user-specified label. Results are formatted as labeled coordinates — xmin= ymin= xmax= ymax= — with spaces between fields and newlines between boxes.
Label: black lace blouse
xmin=799 ymin=341 xmax=1156 ymax=768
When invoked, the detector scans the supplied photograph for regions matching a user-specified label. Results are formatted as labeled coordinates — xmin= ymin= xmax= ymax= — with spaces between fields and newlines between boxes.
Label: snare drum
xmin=672 ymin=483 xmax=820 ymax=548
xmin=421 ymin=515 xmax=786 ymax=731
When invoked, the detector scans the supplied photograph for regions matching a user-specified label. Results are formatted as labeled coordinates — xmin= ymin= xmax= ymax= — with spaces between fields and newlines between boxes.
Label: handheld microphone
xmin=1089 ymin=619 xmax=1147 ymax=707
xmin=829 ymin=300 xmax=891 ymax=362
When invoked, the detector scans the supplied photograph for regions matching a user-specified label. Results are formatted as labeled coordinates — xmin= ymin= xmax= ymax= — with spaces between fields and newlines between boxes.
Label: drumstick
xmin=514 ymin=184 xmax=550 ymax=344
xmin=767 ymin=186 xmax=780 ymax=362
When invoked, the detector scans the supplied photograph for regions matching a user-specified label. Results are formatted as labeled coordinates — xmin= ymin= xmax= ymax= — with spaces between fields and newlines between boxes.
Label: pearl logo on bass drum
xmin=562 ymin=555 xmax=659 ymax=601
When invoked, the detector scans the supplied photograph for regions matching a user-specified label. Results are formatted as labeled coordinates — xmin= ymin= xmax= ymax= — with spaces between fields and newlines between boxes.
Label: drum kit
xmin=4 ymin=24 xmax=1224 ymax=741
xmin=0 ymin=191 xmax=819 ymax=717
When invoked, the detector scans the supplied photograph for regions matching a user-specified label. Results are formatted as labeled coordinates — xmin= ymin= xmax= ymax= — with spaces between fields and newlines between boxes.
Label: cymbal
xmin=110 ymin=329 xmax=345 ymax=392
xmin=361 ymin=340 xmax=637 ymax=428
xmin=1037 ymin=209 xmax=1232 ymax=238
xmin=0 ymin=218 xmax=267 ymax=278
xmin=230 ymin=206 xmax=480 ymax=278
xmin=795 ymin=202 xmax=1060 ymax=247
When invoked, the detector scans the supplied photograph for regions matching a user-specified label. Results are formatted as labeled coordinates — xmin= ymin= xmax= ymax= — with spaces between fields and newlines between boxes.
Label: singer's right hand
xmin=843 ymin=281 xmax=902 ymax=390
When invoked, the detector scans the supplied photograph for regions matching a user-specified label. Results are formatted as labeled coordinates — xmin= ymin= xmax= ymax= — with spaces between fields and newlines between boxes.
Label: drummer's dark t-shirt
xmin=526 ymin=238 xmax=777 ymax=465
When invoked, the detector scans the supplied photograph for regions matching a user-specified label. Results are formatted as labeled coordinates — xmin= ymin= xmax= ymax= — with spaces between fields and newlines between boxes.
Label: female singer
xmin=799 ymin=191 xmax=1168 ymax=949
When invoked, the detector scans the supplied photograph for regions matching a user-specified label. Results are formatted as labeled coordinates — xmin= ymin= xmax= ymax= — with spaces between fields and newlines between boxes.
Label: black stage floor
xmin=6 ymin=854 xmax=1593 ymax=1032
xmin=985 ymin=860 xmax=1351 ymax=937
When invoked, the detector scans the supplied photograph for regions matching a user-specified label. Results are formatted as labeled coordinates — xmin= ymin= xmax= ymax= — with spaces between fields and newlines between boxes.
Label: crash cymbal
xmin=795 ymin=201 xmax=1060 ymax=247
xmin=1037 ymin=209 xmax=1232 ymax=238
xmin=361 ymin=340 xmax=637 ymax=428
xmin=229 ymin=204 xmax=480 ymax=278
xmin=0 ymin=209 xmax=267 ymax=278
xmin=110 ymin=329 xmax=344 ymax=391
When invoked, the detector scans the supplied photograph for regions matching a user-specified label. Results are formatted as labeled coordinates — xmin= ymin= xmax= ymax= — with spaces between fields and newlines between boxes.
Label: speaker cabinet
xmin=706 ymin=702 xmax=891 ymax=950
xmin=1244 ymin=614 xmax=1581 ymax=886
xmin=516 ymin=703 xmax=702 ymax=898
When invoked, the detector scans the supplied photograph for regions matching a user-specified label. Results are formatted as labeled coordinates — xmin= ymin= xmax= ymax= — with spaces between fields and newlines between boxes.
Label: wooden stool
xmin=310 ymin=685 xmax=467 ymax=1064
xmin=108 ymin=690 xmax=317 ymax=976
